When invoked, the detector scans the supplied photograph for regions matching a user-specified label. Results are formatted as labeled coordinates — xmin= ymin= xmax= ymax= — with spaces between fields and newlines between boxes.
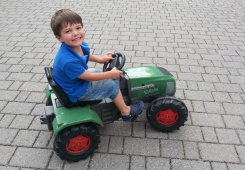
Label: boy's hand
xmin=109 ymin=68 xmax=122 ymax=79
xmin=100 ymin=52 xmax=113 ymax=63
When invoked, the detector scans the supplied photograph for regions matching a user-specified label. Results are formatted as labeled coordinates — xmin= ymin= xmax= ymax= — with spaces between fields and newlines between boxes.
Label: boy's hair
xmin=50 ymin=9 xmax=83 ymax=37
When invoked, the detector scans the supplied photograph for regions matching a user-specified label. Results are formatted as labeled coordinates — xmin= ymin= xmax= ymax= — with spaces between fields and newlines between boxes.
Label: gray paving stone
xmin=204 ymin=102 xmax=225 ymax=114
xmin=146 ymin=157 xmax=170 ymax=170
xmin=0 ymin=145 xmax=16 ymax=165
xmin=29 ymin=116 xmax=48 ymax=131
xmin=131 ymin=156 xmax=145 ymax=170
xmin=90 ymin=153 xmax=129 ymax=170
xmin=0 ymin=81 xmax=13 ymax=90
xmin=132 ymin=121 xmax=145 ymax=137
xmin=161 ymin=140 xmax=184 ymax=158
xmin=26 ymin=92 xmax=45 ymax=103
xmin=216 ymin=128 xmax=240 ymax=144
xmin=191 ymin=101 xmax=206 ymax=112
xmin=199 ymin=143 xmax=239 ymax=163
xmin=108 ymin=136 xmax=123 ymax=154
xmin=14 ymin=91 xmax=30 ymax=102
xmin=9 ymin=147 xmax=52 ymax=168
xmin=201 ymin=127 xmax=218 ymax=143
xmin=227 ymin=164 xmax=245 ymax=170
xmin=33 ymin=131 xmax=52 ymax=148
xmin=12 ymin=130 xmax=39 ymax=147
xmin=10 ymin=115 xmax=33 ymax=130
xmin=0 ymin=114 xmax=15 ymax=128
xmin=0 ymin=128 xmax=18 ymax=145
xmin=0 ymin=166 xmax=19 ymax=170
xmin=183 ymin=141 xmax=199 ymax=159
xmin=223 ymin=103 xmax=245 ymax=115
xmin=214 ymin=83 xmax=243 ymax=93
xmin=7 ymin=73 xmax=33 ymax=81
xmin=97 ymin=135 xmax=109 ymax=153
xmin=124 ymin=137 xmax=160 ymax=156
xmin=211 ymin=162 xmax=227 ymax=170
xmin=47 ymin=153 xmax=64 ymax=170
xmin=184 ymin=90 xmax=214 ymax=101
xmin=2 ymin=102 xmax=35 ymax=115
xmin=100 ymin=121 xmax=132 ymax=136
xmin=0 ymin=90 xmax=19 ymax=101
xmin=9 ymin=81 xmax=23 ymax=91
xmin=223 ymin=115 xmax=245 ymax=129
xmin=236 ymin=145 xmax=245 ymax=164
xmin=145 ymin=123 xmax=168 ymax=139
xmin=0 ymin=101 xmax=7 ymax=111
xmin=172 ymin=159 xmax=211 ymax=170
xmin=191 ymin=112 xmax=224 ymax=127
xmin=178 ymin=73 xmax=203 ymax=81
xmin=212 ymin=92 xmax=232 ymax=102
xmin=19 ymin=82 xmax=47 ymax=92
xmin=169 ymin=126 xmax=203 ymax=142
xmin=30 ymin=103 xmax=44 ymax=116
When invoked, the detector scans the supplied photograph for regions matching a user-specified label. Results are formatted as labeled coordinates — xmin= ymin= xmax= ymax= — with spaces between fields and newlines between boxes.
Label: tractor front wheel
xmin=147 ymin=97 xmax=188 ymax=132
xmin=54 ymin=123 xmax=100 ymax=162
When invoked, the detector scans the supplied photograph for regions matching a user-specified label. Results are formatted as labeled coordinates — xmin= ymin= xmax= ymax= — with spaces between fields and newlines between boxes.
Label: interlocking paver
xmin=2 ymin=102 xmax=35 ymax=115
xmin=199 ymin=143 xmax=239 ymax=163
xmin=191 ymin=112 xmax=224 ymax=127
xmin=108 ymin=136 xmax=123 ymax=154
xmin=161 ymin=140 xmax=184 ymax=158
xmin=0 ymin=145 xmax=16 ymax=165
xmin=216 ymin=128 xmax=240 ymax=144
xmin=131 ymin=156 xmax=145 ymax=170
xmin=146 ymin=157 xmax=170 ymax=170
xmin=1 ymin=0 xmax=245 ymax=169
xmin=9 ymin=147 xmax=52 ymax=168
xmin=124 ymin=137 xmax=160 ymax=156
xmin=12 ymin=130 xmax=39 ymax=147
xmin=89 ymin=153 xmax=129 ymax=170
xmin=172 ymin=159 xmax=211 ymax=170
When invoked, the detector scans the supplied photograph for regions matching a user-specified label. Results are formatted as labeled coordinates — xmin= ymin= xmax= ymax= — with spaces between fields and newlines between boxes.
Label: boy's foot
xmin=122 ymin=101 xmax=144 ymax=121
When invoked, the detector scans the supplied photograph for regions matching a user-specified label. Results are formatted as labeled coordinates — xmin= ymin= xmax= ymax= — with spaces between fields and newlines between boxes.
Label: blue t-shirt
xmin=53 ymin=42 xmax=90 ymax=102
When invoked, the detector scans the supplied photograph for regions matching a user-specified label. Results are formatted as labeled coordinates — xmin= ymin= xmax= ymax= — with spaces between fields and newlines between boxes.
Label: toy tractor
xmin=40 ymin=53 xmax=188 ymax=162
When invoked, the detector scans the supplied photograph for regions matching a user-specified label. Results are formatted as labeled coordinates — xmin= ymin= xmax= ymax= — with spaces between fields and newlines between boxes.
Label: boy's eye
xmin=76 ymin=26 xmax=82 ymax=30
xmin=65 ymin=30 xmax=71 ymax=33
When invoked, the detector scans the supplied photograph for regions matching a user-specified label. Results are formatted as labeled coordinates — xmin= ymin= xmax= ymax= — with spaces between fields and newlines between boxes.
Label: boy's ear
xmin=56 ymin=35 xmax=63 ymax=42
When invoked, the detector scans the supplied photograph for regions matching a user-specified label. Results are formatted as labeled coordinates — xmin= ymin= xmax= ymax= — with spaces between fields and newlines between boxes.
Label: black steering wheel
xmin=103 ymin=53 xmax=126 ymax=72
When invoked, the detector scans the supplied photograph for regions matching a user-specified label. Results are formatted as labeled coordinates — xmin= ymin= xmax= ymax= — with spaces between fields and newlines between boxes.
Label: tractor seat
xmin=44 ymin=67 xmax=101 ymax=108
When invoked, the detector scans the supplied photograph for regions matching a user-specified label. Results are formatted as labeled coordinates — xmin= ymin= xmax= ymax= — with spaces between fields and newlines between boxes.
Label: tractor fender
xmin=52 ymin=105 xmax=103 ymax=134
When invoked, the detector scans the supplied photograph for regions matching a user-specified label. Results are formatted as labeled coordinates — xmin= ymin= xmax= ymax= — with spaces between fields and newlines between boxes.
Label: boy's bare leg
xmin=113 ymin=90 xmax=130 ymax=116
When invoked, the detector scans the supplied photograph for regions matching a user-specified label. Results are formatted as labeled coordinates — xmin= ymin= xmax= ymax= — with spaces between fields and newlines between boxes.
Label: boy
xmin=50 ymin=9 xmax=144 ymax=121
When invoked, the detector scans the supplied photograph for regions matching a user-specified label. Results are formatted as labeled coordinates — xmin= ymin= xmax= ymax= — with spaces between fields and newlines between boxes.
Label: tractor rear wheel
xmin=54 ymin=123 xmax=100 ymax=162
xmin=147 ymin=97 xmax=188 ymax=132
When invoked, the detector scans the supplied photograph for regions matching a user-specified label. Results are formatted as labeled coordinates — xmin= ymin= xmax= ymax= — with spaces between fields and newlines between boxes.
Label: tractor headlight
xmin=166 ymin=82 xmax=175 ymax=95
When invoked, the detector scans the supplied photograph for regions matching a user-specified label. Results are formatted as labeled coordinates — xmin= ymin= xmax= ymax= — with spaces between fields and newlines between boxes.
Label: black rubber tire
xmin=46 ymin=96 xmax=52 ymax=106
xmin=147 ymin=96 xmax=188 ymax=132
xmin=54 ymin=123 xmax=100 ymax=162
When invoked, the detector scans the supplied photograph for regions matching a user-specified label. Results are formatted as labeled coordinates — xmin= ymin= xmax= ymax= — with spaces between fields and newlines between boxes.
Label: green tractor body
xmin=43 ymin=66 xmax=176 ymax=134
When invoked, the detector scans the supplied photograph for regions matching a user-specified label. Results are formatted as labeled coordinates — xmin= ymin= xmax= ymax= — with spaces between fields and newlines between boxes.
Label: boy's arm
xmin=78 ymin=69 xmax=122 ymax=81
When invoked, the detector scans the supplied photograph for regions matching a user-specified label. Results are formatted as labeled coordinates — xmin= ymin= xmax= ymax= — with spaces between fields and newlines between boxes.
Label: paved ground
xmin=0 ymin=0 xmax=245 ymax=169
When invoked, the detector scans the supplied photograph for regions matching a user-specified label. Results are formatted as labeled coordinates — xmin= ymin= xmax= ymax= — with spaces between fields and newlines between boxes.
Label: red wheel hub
xmin=66 ymin=135 xmax=91 ymax=154
xmin=156 ymin=109 xmax=179 ymax=126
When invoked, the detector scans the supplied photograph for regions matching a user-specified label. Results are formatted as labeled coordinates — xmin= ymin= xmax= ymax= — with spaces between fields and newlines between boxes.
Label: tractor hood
xmin=124 ymin=66 xmax=175 ymax=101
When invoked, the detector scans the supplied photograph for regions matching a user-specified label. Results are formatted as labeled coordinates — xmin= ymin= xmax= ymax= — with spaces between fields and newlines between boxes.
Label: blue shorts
xmin=78 ymin=69 xmax=119 ymax=101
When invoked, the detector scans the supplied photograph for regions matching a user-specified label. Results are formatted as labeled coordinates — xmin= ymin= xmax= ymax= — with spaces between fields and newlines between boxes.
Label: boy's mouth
xmin=72 ymin=37 xmax=81 ymax=41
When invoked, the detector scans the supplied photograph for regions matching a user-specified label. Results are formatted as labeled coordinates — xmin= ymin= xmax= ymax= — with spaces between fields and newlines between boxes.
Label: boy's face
xmin=57 ymin=23 xmax=84 ymax=50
